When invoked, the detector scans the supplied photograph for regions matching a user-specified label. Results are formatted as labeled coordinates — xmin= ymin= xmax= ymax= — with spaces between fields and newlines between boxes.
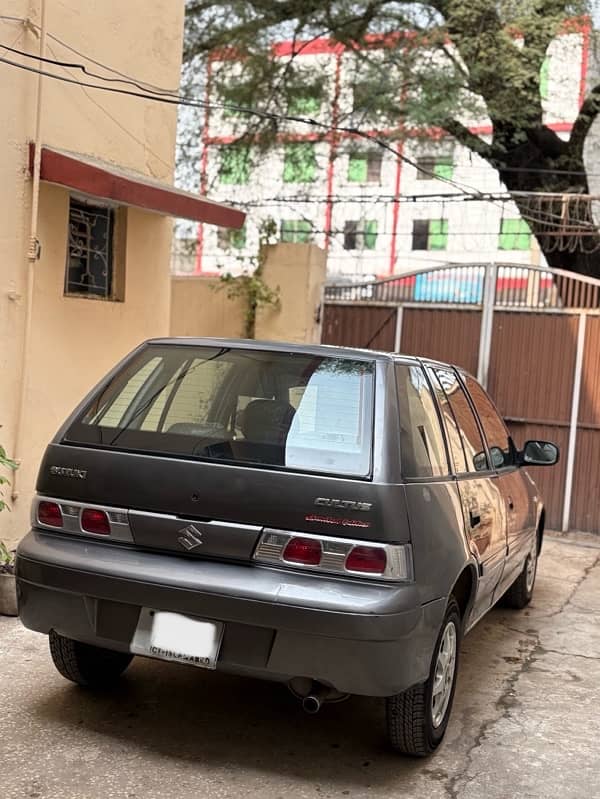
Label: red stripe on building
xmin=324 ymin=51 xmax=343 ymax=251
xmin=389 ymin=142 xmax=405 ymax=275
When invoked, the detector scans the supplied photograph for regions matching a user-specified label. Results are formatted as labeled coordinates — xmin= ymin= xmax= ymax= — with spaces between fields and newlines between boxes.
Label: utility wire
xmin=0 ymin=48 xmax=492 ymax=194
xmin=0 ymin=15 xmax=179 ymax=95
xmin=1 ymin=47 xmax=596 ymax=232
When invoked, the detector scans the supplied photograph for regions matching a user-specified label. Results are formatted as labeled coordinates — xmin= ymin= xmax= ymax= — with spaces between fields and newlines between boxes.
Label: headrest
xmin=241 ymin=399 xmax=296 ymax=445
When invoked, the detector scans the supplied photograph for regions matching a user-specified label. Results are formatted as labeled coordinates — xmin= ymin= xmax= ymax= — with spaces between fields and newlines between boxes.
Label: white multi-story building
xmin=184 ymin=25 xmax=590 ymax=279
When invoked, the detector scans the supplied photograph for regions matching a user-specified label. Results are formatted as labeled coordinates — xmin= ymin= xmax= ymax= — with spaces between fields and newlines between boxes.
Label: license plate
xmin=130 ymin=608 xmax=223 ymax=669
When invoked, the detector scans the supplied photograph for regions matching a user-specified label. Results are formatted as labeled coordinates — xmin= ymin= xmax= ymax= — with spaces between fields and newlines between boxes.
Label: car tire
xmin=503 ymin=533 xmax=538 ymax=610
xmin=49 ymin=630 xmax=133 ymax=688
xmin=386 ymin=597 xmax=461 ymax=757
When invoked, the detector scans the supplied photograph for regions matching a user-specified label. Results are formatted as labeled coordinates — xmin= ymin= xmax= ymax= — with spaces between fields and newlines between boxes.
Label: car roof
xmin=145 ymin=336 xmax=427 ymax=363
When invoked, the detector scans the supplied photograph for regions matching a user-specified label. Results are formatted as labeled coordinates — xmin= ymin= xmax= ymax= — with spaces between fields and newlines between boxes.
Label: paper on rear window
xmin=64 ymin=345 xmax=375 ymax=478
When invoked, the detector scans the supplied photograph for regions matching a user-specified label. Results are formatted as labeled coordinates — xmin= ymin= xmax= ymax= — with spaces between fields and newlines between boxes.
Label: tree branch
xmin=569 ymin=84 xmax=600 ymax=156
xmin=440 ymin=118 xmax=493 ymax=160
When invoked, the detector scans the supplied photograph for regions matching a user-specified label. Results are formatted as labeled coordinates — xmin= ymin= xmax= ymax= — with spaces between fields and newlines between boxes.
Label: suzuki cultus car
xmin=16 ymin=339 xmax=558 ymax=756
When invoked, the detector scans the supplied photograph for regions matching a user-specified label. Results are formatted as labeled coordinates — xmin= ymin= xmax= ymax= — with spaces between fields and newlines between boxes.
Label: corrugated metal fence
xmin=322 ymin=263 xmax=600 ymax=533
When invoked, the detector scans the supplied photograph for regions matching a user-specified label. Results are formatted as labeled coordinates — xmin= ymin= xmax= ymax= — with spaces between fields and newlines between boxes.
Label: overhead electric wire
xmin=0 ymin=46 xmax=493 ymax=194
xmin=0 ymin=14 xmax=179 ymax=95
xmin=1 ymin=42 xmax=597 ymax=233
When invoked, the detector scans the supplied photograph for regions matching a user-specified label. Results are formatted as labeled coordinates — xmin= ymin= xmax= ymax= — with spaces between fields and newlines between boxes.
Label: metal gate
xmin=322 ymin=263 xmax=600 ymax=533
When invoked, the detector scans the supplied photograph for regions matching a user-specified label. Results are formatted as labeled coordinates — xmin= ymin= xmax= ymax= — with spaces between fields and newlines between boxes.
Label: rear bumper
xmin=16 ymin=530 xmax=445 ymax=696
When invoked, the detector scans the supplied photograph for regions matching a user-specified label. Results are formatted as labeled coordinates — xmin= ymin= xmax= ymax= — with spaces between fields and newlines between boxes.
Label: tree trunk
xmin=493 ymin=136 xmax=600 ymax=278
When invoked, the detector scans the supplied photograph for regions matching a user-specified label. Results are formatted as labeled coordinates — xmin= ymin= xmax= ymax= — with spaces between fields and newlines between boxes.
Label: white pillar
xmin=477 ymin=263 xmax=497 ymax=388
xmin=561 ymin=312 xmax=587 ymax=533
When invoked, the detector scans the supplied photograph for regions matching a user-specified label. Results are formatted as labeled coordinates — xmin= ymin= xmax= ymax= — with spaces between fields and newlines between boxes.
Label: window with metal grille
xmin=499 ymin=218 xmax=531 ymax=250
xmin=412 ymin=219 xmax=448 ymax=250
xmin=281 ymin=220 xmax=313 ymax=243
xmin=65 ymin=198 xmax=116 ymax=299
xmin=347 ymin=151 xmax=383 ymax=183
xmin=283 ymin=142 xmax=317 ymax=183
xmin=219 ymin=145 xmax=251 ymax=184
xmin=343 ymin=220 xmax=378 ymax=250
xmin=217 ymin=226 xmax=246 ymax=250
xmin=416 ymin=156 xmax=454 ymax=181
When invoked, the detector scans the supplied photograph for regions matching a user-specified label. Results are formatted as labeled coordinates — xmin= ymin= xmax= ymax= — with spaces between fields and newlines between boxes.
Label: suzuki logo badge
xmin=178 ymin=524 xmax=204 ymax=551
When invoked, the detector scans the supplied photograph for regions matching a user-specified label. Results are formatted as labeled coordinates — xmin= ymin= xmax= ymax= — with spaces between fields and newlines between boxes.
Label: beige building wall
xmin=170 ymin=278 xmax=246 ymax=338
xmin=0 ymin=0 xmax=184 ymax=547
xmin=255 ymin=244 xmax=326 ymax=344
xmin=170 ymin=243 xmax=327 ymax=343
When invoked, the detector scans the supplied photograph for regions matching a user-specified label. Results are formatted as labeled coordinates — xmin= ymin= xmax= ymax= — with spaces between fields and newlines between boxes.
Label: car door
xmin=426 ymin=367 xmax=508 ymax=622
xmin=460 ymin=374 xmax=537 ymax=596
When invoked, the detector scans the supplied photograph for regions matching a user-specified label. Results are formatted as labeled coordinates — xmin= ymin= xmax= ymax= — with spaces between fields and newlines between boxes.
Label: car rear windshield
xmin=63 ymin=345 xmax=375 ymax=478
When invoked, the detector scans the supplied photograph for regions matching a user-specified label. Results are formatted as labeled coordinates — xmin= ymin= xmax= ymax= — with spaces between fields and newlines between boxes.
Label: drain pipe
xmin=11 ymin=0 xmax=47 ymax=501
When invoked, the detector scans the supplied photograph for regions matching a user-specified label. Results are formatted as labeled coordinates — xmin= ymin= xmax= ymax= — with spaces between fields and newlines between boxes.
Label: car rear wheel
xmin=503 ymin=533 xmax=538 ymax=609
xmin=386 ymin=597 xmax=461 ymax=757
xmin=49 ymin=630 xmax=133 ymax=688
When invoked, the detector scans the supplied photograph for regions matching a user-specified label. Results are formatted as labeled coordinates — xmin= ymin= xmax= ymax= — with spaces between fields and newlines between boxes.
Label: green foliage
xmin=216 ymin=218 xmax=281 ymax=338
xmin=0 ymin=437 xmax=18 ymax=573
xmin=0 ymin=438 xmax=17 ymax=514
xmin=0 ymin=540 xmax=14 ymax=572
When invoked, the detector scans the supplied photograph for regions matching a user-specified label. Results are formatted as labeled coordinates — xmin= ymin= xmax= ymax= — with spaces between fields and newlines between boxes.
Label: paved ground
xmin=1 ymin=535 xmax=599 ymax=799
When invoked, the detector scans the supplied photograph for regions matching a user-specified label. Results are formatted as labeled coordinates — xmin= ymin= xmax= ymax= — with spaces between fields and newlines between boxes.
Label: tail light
xmin=346 ymin=545 xmax=387 ymax=575
xmin=283 ymin=537 xmax=322 ymax=566
xmin=33 ymin=495 xmax=132 ymax=541
xmin=37 ymin=501 xmax=63 ymax=528
xmin=254 ymin=529 xmax=412 ymax=582
xmin=81 ymin=508 xmax=111 ymax=535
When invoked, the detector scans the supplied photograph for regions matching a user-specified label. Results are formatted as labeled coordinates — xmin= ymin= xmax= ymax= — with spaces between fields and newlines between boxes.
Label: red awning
xmin=29 ymin=143 xmax=245 ymax=229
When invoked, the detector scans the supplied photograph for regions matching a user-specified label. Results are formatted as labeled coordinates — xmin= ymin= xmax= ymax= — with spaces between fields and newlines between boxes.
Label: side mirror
xmin=520 ymin=440 xmax=559 ymax=467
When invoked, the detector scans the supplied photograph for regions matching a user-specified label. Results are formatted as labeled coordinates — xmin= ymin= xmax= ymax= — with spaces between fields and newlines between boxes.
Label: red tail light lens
xmin=38 ymin=501 xmax=63 ymax=528
xmin=81 ymin=508 xmax=111 ymax=535
xmin=346 ymin=545 xmax=387 ymax=574
xmin=283 ymin=537 xmax=322 ymax=566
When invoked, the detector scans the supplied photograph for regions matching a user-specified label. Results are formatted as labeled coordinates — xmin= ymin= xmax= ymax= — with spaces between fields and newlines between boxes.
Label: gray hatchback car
xmin=16 ymin=338 xmax=558 ymax=756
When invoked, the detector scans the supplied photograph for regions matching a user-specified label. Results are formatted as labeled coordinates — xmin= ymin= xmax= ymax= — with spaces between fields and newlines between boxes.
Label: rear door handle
xmin=508 ymin=496 xmax=514 ymax=511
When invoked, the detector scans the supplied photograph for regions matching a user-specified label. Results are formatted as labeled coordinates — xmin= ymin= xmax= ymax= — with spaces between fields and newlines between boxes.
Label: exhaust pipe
xmin=301 ymin=683 xmax=331 ymax=714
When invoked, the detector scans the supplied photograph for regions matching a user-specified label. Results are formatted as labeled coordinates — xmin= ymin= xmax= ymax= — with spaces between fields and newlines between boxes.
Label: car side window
xmin=463 ymin=376 xmax=514 ymax=469
xmin=433 ymin=368 xmax=489 ymax=474
xmin=427 ymin=369 xmax=468 ymax=474
xmin=395 ymin=364 xmax=450 ymax=478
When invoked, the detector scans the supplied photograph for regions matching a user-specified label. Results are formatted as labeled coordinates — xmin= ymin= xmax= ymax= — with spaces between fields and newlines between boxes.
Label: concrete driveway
xmin=1 ymin=535 xmax=599 ymax=799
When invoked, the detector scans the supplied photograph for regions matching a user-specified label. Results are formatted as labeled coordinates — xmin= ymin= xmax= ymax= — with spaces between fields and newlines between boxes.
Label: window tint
xmin=396 ymin=365 xmax=449 ymax=478
xmin=66 ymin=346 xmax=375 ymax=478
xmin=463 ymin=376 xmax=513 ymax=469
xmin=433 ymin=369 xmax=489 ymax=473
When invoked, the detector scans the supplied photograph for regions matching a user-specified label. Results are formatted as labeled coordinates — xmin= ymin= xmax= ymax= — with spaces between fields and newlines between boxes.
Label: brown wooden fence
xmin=322 ymin=263 xmax=600 ymax=533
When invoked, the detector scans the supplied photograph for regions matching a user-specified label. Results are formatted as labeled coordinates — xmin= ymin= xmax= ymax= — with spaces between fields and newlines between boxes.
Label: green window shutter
xmin=219 ymin=146 xmax=250 ymax=184
xmin=283 ymin=143 xmax=317 ymax=183
xmin=434 ymin=158 xmax=454 ymax=180
xmin=499 ymin=219 xmax=531 ymax=250
xmin=348 ymin=153 xmax=368 ymax=182
xmin=428 ymin=219 xmax=448 ymax=250
xmin=230 ymin=226 xmax=246 ymax=249
xmin=281 ymin=220 xmax=312 ymax=243
xmin=289 ymin=92 xmax=320 ymax=116
xmin=540 ymin=56 xmax=550 ymax=101
xmin=296 ymin=220 xmax=312 ymax=243
xmin=281 ymin=220 xmax=295 ymax=242
xmin=220 ymin=87 xmax=243 ymax=117
xmin=364 ymin=220 xmax=378 ymax=250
